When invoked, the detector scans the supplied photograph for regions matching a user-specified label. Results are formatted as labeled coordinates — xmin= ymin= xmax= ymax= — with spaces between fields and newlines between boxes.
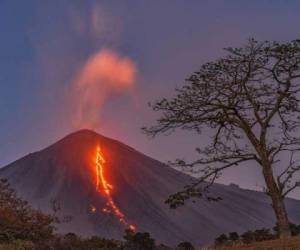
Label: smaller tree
xmin=177 ymin=241 xmax=195 ymax=250
xmin=85 ymin=236 xmax=121 ymax=249
xmin=53 ymin=233 xmax=85 ymax=250
xmin=229 ymin=232 xmax=239 ymax=242
xmin=241 ymin=228 xmax=274 ymax=244
xmin=215 ymin=234 xmax=228 ymax=246
xmin=123 ymin=229 xmax=155 ymax=250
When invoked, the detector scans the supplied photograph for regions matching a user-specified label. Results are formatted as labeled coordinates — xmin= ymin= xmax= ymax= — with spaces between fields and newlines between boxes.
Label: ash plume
xmin=71 ymin=49 xmax=137 ymax=129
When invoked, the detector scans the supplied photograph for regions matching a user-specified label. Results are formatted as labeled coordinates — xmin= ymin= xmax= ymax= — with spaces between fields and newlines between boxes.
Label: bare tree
xmin=144 ymin=39 xmax=300 ymax=238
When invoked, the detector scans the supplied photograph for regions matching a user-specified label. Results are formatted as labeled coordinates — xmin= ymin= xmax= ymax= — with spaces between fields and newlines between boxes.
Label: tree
xmin=229 ymin=232 xmax=239 ymax=242
xmin=177 ymin=241 xmax=195 ymax=250
xmin=123 ymin=229 xmax=155 ymax=250
xmin=215 ymin=234 xmax=228 ymax=246
xmin=85 ymin=236 xmax=121 ymax=249
xmin=144 ymin=39 xmax=300 ymax=238
xmin=214 ymin=232 xmax=240 ymax=246
xmin=0 ymin=179 xmax=56 ymax=243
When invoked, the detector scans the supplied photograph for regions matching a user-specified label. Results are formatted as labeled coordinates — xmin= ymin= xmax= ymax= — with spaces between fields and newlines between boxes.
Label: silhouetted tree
xmin=144 ymin=38 xmax=300 ymax=238
xmin=177 ymin=241 xmax=195 ymax=250
xmin=215 ymin=234 xmax=228 ymax=246
xmin=0 ymin=179 xmax=56 ymax=243
xmin=56 ymin=233 xmax=84 ymax=250
xmin=85 ymin=236 xmax=120 ymax=249
xmin=241 ymin=228 xmax=274 ymax=244
xmin=229 ymin=232 xmax=239 ymax=242
xmin=123 ymin=229 xmax=155 ymax=250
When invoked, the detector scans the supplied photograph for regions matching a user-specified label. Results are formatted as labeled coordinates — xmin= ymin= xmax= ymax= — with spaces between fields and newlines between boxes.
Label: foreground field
xmin=203 ymin=235 xmax=300 ymax=250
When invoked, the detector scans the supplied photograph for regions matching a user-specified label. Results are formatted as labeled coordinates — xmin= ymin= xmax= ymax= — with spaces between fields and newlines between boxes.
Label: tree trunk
xmin=272 ymin=194 xmax=291 ymax=238
xmin=262 ymin=164 xmax=291 ymax=238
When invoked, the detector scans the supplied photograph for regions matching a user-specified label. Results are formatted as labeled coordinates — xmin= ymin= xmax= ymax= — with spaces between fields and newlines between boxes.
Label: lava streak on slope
xmin=93 ymin=146 xmax=135 ymax=231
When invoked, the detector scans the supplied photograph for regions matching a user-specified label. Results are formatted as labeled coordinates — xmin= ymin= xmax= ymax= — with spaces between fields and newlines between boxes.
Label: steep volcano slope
xmin=1 ymin=130 xmax=300 ymax=245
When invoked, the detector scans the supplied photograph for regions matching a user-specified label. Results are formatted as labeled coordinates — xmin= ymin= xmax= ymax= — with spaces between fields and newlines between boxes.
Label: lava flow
xmin=93 ymin=146 xmax=135 ymax=231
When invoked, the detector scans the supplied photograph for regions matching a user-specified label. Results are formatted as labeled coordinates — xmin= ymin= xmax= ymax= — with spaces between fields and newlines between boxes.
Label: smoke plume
xmin=71 ymin=49 xmax=137 ymax=129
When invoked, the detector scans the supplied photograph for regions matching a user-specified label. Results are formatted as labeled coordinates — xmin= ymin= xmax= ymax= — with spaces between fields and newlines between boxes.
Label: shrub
xmin=123 ymin=229 xmax=155 ymax=250
xmin=241 ymin=228 xmax=274 ymax=244
xmin=215 ymin=233 xmax=228 ymax=245
xmin=85 ymin=236 xmax=121 ymax=249
xmin=215 ymin=227 xmax=277 ymax=246
xmin=177 ymin=241 xmax=195 ymax=250
xmin=228 ymin=232 xmax=239 ymax=241
xmin=55 ymin=233 xmax=85 ymax=249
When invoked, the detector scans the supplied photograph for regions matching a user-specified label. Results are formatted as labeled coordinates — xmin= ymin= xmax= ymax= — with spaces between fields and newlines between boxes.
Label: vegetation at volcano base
xmin=0 ymin=178 xmax=175 ymax=249
xmin=214 ymin=223 xmax=300 ymax=247
xmin=3 ymin=177 xmax=300 ymax=250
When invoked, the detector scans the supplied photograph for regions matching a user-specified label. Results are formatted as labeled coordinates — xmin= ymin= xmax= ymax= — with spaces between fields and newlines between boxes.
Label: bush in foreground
xmin=123 ymin=228 xmax=156 ymax=250
xmin=177 ymin=241 xmax=195 ymax=250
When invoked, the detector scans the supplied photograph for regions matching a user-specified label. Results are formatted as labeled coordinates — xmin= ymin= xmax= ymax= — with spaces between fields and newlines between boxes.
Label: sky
xmin=1 ymin=0 xmax=300 ymax=196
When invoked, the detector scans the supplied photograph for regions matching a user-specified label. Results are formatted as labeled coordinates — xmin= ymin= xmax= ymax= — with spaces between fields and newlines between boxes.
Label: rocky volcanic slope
xmin=1 ymin=130 xmax=300 ymax=246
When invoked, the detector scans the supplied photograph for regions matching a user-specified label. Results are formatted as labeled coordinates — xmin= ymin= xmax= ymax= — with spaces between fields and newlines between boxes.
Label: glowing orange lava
xmin=91 ymin=205 xmax=96 ymax=214
xmin=94 ymin=146 xmax=136 ymax=231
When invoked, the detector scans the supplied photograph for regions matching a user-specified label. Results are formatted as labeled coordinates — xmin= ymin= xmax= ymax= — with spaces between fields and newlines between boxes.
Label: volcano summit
xmin=1 ymin=130 xmax=300 ymax=245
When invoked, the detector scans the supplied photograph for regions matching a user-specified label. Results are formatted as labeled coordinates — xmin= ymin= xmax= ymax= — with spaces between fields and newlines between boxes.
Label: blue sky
xmin=1 ymin=0 xmax=300 ymax=196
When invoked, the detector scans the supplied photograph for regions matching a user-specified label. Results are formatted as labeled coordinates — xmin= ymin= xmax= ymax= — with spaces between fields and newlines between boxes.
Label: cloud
xmin=71 ymin=48 xmax=137 ymax=129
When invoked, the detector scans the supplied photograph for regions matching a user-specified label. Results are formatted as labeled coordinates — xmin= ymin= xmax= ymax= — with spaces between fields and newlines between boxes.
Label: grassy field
xmin=201 ymin=235 xmax=300 ymax=250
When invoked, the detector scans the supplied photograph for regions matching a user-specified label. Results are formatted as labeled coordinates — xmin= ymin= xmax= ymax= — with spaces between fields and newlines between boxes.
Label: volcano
xmin=1 ymin=130 xmax=300 ymax=246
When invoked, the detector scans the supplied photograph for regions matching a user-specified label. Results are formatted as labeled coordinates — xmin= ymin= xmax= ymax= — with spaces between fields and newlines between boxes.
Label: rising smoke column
xmin=71 ymin=49 xmax=137 ymax=129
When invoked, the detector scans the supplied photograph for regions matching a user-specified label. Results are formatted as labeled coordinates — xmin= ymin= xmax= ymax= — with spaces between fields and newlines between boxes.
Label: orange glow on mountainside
xmin=93 ymin=146 xmax=136 ymax=231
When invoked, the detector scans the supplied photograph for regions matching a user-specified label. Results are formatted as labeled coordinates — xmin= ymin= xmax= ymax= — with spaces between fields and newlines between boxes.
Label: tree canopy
xmin=144 ymin=39 xmax=300 ymax=237
xmin=0 ymin=179 xmax=56 ymax=243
